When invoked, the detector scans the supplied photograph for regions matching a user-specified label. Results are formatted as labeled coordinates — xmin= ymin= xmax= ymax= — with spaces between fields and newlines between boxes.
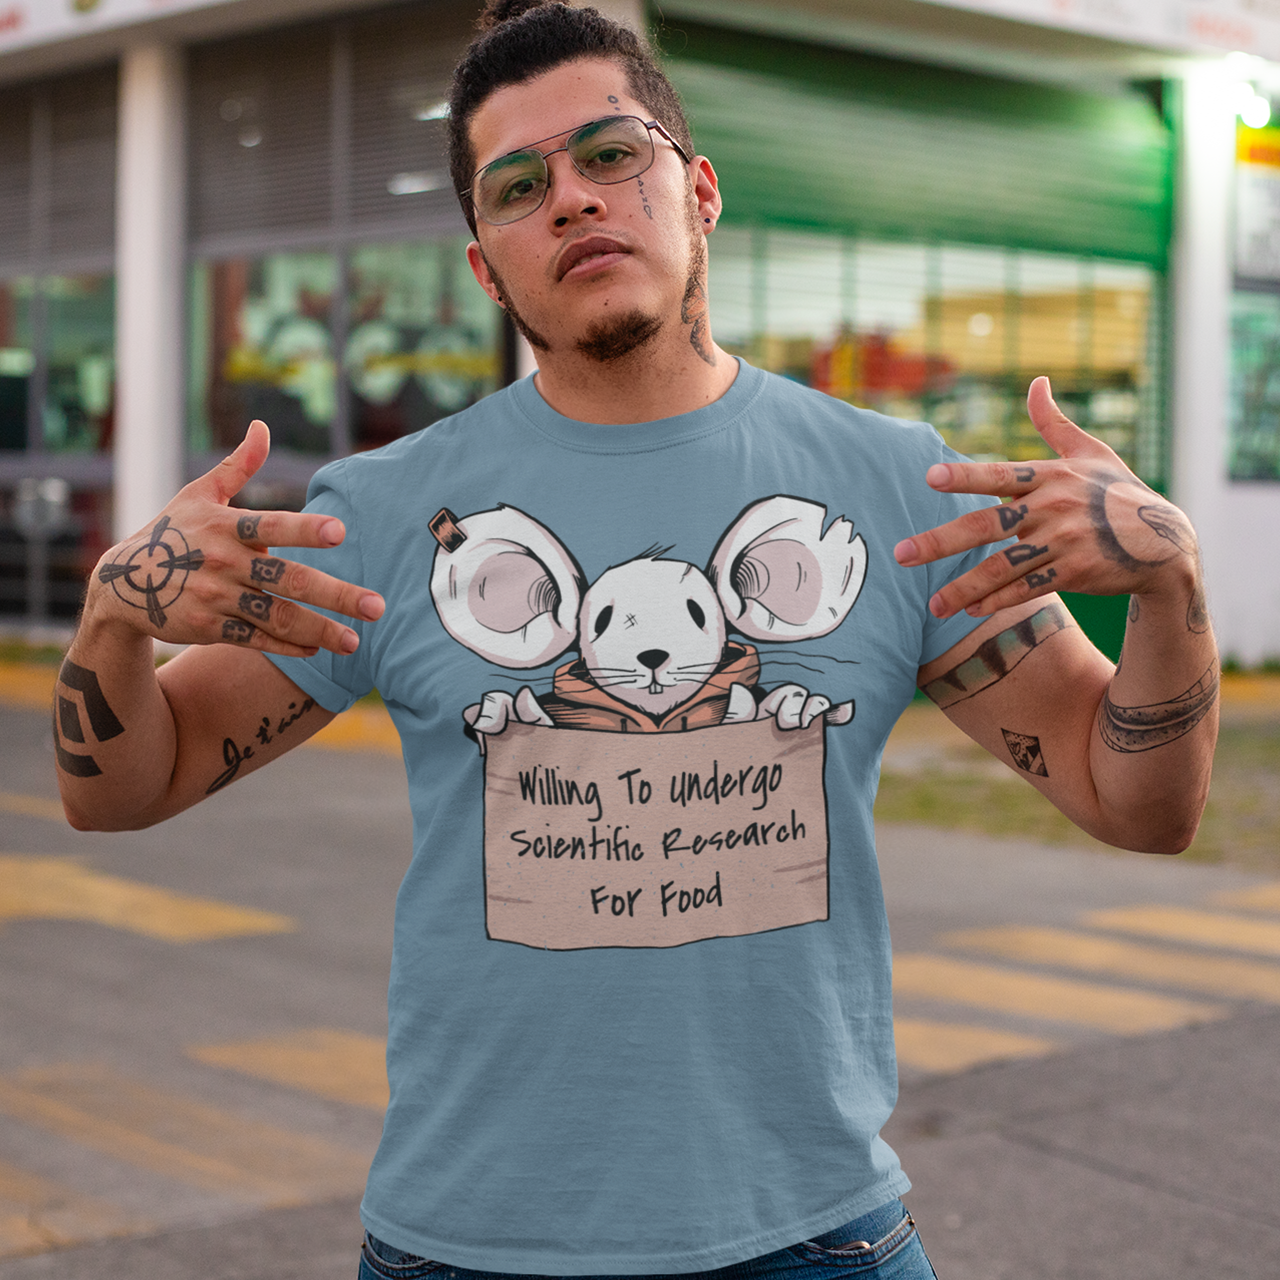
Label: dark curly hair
xmin=448 ymin=0 xmax=693 ymax=234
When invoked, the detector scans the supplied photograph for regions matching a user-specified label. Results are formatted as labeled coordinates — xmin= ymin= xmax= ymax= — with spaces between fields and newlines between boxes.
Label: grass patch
xmin=0 ymin=639 xmax=65 ymax=666
xmin=875 ymin=714 xmax=1280 ymax=871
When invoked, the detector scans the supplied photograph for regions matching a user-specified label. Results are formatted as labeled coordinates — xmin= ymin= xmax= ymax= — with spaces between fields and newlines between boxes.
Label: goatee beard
xmin=576 ymin=310 xmax=662 ymax=362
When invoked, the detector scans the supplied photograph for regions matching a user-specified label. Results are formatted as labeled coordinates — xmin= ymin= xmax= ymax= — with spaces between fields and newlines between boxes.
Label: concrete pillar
xmin=1170 ymin=61 xmax=1280 ymax=663
xmin=113 ymin=44 xmax=186 ymax=541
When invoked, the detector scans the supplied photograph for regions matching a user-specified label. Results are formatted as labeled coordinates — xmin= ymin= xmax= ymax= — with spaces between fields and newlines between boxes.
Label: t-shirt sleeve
xmin=264 ymin=461 xmax=376 ymax=713
xmin=918 ymin=440 xmax=1017 ymax=667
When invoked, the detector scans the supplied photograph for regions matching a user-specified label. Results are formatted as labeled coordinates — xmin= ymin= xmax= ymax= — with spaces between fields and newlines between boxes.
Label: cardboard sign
xmin=483 ymin=719 xmax=829 ymax=950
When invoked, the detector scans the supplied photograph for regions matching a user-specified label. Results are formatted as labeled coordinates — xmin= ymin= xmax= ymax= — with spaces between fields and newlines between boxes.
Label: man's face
xmin=464 ymin=58 xmax=710 ymax=362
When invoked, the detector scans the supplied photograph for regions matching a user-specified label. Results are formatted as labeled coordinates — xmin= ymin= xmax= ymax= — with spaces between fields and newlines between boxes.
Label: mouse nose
xmin=637 ymin=649 xmax=669 ymax=673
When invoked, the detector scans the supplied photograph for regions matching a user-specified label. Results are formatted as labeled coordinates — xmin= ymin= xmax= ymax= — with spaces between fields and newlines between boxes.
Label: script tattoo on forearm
xmin=98 ymin=516 xmax=205 ymax=629
xmin=52 ymin=660 xmax=125 ymax=777
xmin=1098 ymin=664 xmax=1219 ymax=753
xmin=206 ymin=697 xmax=316 ymax=794
xmin=923 ymin=603 xmax=1072 ymax=709
xmin=1002 ymin=729 xmax=1049 ymax=776
xmin=237 ymin=514 xmax=262 ymax=542
xmin=680 ymin=272 xmax=716 ymax=366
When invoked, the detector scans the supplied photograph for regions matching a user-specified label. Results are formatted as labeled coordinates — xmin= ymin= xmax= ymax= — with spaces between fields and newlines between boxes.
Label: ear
xmin=708 ymin=497 xmax=866 ymax=642
xmin=466 ymin=241 xmax=503 ymax=308
xmin=691 ymin=156 xmax=721 ymax=230
xmin=430 ymin=505 xmax=585 ymax=668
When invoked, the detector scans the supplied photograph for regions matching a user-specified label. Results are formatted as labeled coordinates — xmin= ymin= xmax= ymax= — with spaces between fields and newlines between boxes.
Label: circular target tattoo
xmin=98 ymin=516 xmax=205 ymax=630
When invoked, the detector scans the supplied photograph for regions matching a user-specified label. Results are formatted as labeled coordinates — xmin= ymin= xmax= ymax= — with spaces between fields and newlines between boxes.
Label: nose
xmin=638 ymin=649 xmax=669 ymax=673
xmin=543 ymin=151 xmax=606 ymax=227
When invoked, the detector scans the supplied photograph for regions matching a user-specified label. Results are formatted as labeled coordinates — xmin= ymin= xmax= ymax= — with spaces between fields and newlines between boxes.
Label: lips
xmin=555 ymin=235 xmax=631 ymax=281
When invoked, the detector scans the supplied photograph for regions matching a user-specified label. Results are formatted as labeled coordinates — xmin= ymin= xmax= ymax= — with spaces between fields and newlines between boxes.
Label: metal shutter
xmin=348 ymin=2 xmax=475 ymax=237
xmin=188 ymin=21 xmax=334 ymax=251
xmin=661 ymin=22 xmax=1173 ymax=265
xmin=47 ymin=65 xmax=118 ymax=264
xmin=0 ymin=87 xmax=32 ymax=273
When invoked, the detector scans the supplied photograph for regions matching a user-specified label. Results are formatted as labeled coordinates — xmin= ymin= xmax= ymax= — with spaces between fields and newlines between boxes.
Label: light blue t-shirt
xmin=269 ymin=361 xmax=999 ymax=1274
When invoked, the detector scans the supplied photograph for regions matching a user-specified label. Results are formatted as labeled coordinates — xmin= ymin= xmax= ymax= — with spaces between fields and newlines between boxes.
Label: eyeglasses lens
xmin=474 ymin=117 xmax=656 ymax=225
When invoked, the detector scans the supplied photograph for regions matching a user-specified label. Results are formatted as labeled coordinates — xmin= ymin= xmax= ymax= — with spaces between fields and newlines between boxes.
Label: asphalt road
xmin=2 ymin=691 xmax=1279 ymax=1279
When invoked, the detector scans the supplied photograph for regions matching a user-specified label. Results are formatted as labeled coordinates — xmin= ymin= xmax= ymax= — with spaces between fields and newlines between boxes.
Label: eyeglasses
xmin=469 ymin=115 xmax=692 ymax=226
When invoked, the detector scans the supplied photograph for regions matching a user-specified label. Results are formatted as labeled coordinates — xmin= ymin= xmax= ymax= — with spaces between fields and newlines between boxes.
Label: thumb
xmin=200 ymin=420 xmax=271 ymax=504
xmin=1026 ymin=377 xmax=1107 ymax=460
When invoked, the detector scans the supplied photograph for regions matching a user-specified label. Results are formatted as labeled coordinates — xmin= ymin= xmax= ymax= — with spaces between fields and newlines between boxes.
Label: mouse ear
xmin=430 ymin=505 xmax=584 ymax=668
xmin=708 ymin=496 xmax=866 ymax=641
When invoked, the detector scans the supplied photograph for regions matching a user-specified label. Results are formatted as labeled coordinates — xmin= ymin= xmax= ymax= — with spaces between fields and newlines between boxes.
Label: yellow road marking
xmin=894 ymin=1017 xmax=1057 ymax=1073
xmin=0 ymin=1159 xmax=148 ymax=1260
xmin=189 ymin=1029 xmax=388 ymax=1111
xmin=945 ymin=926 xmax=1280 ymax=1003
xmin=0 ymin=1064 xmax=370 ymax=1206
xmin=1211 ymin=882 xmax=1280 ymax=914
xmin=307 ymin=705 xmax=400 ymax=756
xmin=893 ymin=953 xmax=1222 ymax=1033
xmin=0 ymin=856 xmax=294 ymax=942
xmin=1085 ymin=905 xmax=1280 ymax=958
xmin=0 ymin=664 xmax=57 ymax=711
xmin=0 ymin=792 xmax=65 ymax=822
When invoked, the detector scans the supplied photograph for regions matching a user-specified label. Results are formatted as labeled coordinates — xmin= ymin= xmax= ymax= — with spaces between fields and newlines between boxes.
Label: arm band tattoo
xmin=53 ymin=660 xmax=125 ymax=777
xmin=1098 ymin=664 xmax=1218 ymax=753
xmin=923 ymin=603 xmax=1071 ymax=709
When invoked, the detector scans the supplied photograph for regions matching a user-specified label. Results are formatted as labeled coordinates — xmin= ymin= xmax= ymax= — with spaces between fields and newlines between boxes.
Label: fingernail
xmin=321 ymin=519 xmax=343 ymax=546
xmin=894 ymin=538 xmax=917 ymax=565
xmin=929 ymin=594 xmax=948 ymax=618
xmin=926 ymin=464 xmax=950 ymax=488
xmin=340 ymin=629 xmax=359 ymax=653
xmin=360 ymin=594 xmax=384 ymax=620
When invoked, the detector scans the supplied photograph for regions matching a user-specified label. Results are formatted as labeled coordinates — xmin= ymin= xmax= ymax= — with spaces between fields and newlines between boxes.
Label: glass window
xmin=44 ymin=272 xmax=115 ymax=453
xmin=709 ymin=230 xmax=1161 ymax=481
xmin=1230 ymin=288 xmax=1280 ymax=481
xmin=0 ymin=277 xmax=34 ymax=452
xmin=347 ymin=238 xmax=501 ymax=450
xmin=191 ymin=251 xmax=337 ymax=455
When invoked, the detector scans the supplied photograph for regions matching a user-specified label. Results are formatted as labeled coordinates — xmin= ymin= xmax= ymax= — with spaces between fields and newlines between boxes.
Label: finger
xmin=472 ymin=691 xmax=515 ymax=735
xmin=514 ymin=687 xmax=553 ymax=726
xmin=760 ymin=685 xmax=805 ymax=730
xmin=825 ymin=701 xmax=854 ymax=726
xmin=215 ymin=616 xmax=323 ymax=660
xmin=239 ymin=555 xmax=384 ymax=623
xmin=799 ymin=694 xmax=830 ymax=729
xmin=895 ymin=502 xmax=1022 ymax=567
xmin=723 ymin=683 xmax=757 ymax=723
xmin=232 ymin=508 xmax=348 ymax=552
xmin=924 ymin=457 xmax=1044 ymax=498
xmin=1027 ymin=376 xmax=1111 ymax=461
xmin=930 ymin=550 xmax=1061 ymax=619
xmin=197 ymin=420 xmax=271 ymax=505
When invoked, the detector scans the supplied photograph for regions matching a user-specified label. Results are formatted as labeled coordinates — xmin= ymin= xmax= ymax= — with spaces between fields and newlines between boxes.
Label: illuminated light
xmin=1242 ymin=93 xmax=1273 ymax=129
xmin=238 ymin=126 xmax=263 ymax=148
xmin=387 ymin=171 xmax=447 ymax=195
xmin=415 ymin=101 xmax=450 ymax=121
xmin=967 ymin=312 xmax=994 ymax=338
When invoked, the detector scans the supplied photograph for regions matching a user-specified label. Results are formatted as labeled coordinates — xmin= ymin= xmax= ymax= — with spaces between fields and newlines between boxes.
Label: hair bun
xmin=477 ymin=0 xmax=559 ymax=31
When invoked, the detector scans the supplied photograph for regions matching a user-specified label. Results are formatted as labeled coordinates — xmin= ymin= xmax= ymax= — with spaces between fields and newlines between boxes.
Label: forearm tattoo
xmin=52 ymin=660 xmax=125 ymax=777
xmin=98 ymin=516 xmax=205 ymax=629
xmin=207 ymin=698 xmax=316 ymax=794
xmin=923 ymin=604 xmax=1072 ymax=709
xmin=1002 ymin=729 xmax=1048 ymax=776
xmin=1098 ymin=664 xmax=1219 ymax=753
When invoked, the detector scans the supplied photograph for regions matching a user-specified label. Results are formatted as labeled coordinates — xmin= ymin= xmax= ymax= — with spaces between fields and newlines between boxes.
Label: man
xmin=56 ymin=3 xmax=1217 ymax=1276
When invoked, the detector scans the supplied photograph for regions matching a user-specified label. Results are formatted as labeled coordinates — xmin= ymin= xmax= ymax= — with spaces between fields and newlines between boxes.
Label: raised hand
xmin=894 ymin=377 xmax=1203 ymax=623
xmin=92 ymin=421 xmax=384 ymax=656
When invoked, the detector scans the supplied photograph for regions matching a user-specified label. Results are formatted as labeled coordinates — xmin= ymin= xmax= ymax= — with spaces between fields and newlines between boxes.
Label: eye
xmin=686 ymin=599 xmax=706 ymax=629
xmin=499 ymin=174 xmax=542 ymax=206
xmin=593 ymin=605 xmax=613 ymax=638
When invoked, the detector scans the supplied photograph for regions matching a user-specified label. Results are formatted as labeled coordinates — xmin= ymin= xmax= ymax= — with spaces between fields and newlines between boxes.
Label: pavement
xmin=2 ymin=661 xmax=1279 ymax=1278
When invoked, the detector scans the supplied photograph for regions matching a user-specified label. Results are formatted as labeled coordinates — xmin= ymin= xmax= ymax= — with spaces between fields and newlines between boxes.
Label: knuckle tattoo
xmin=238 ymin=591 xmax=274 ymax=622
xmin=236 ymin=513 xmax=263 ymax=542
xmin=222 ymin=618 xmax=256 ymax=644
xmin=250 ymin=556 xmax=287 ymax=585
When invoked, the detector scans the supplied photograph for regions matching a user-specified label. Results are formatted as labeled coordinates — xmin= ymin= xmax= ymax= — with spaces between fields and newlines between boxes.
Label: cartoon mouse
xmin=428 ymin=496 xmax=867 ymax=745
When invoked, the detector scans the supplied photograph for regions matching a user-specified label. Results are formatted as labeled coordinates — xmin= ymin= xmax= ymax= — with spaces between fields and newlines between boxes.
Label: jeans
xmin=358 ymin=1200 xmax=938 ymax=1280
